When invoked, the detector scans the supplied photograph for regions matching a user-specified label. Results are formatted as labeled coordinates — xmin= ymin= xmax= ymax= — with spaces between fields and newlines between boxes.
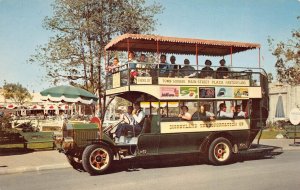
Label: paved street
xmin=1 ymin=150 xmax=300 ymax=190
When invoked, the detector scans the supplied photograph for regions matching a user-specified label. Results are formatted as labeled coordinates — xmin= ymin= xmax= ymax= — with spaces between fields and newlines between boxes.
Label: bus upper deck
xmin=104 ymin=34 xmax=268 ymax=102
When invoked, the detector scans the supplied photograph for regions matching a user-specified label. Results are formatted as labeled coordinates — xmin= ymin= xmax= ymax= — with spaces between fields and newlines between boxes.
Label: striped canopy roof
xmin=105 ymin=33 xmax=260 ymax=56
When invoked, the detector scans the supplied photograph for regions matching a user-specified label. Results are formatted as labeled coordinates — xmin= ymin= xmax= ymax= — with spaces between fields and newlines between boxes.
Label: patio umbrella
xmin=40 ymin=85 xmax=98 ymax=104
xmin=275 ymin=95 xmax=285 ymax=118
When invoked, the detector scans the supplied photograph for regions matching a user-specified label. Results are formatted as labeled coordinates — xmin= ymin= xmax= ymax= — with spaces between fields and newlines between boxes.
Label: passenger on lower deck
xmin=217 ymin=103 xmax=234 ymax=118
xmin=178 ymin=105 xmax=192 ymax=121
xmin=234 ymin=105 xmax=247 ymax=118
xmin=192 ymin=105 xmax=215 ymax=121
xmin=157 ymin=107 xmax=167 ymax=117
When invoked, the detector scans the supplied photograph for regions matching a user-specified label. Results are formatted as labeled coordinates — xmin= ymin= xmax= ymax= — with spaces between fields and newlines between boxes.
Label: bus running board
xmin=239 ymin=144 xmax=283 ymax=156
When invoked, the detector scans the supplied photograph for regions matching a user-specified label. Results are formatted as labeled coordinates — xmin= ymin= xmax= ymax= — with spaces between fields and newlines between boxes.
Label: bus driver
xmin=114 ymin=102 xmax=145 ymax=142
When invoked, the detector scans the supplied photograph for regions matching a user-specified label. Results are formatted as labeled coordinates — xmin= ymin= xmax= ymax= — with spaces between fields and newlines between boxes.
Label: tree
xmin=267 ymin=73 xmax=273 ymax=83
xmin=29 ymin=0 xmax=163 ymax=119
xmin=268 ymin=16 xmax=300 ymax=85
xmin=29 ymin=0 xmax=162 ymax=90
xmin=1 ymin=82 xmax=32 ymax=105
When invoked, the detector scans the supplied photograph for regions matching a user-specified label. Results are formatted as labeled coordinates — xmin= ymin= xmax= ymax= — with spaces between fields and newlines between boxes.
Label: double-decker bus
xmin=56 ymin=34 xmax=275 ymax=175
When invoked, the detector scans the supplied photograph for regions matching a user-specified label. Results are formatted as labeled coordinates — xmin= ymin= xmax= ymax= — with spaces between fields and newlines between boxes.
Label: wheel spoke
xmin=92 ymin=160 xmax=97 ymax=165
xmin=96 ymin=162 xmax=100 ymax=169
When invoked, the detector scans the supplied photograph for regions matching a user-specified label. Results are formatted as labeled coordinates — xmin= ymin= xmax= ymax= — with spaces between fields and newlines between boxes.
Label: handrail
xmin=107 ymin=62 xmax=267 ymax=75
xmin=106 ymin=62 xmax=267 ymax=90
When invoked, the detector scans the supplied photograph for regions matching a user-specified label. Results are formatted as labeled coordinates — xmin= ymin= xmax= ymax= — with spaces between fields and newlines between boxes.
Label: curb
xmin=0 ymin=163 xmax=70 ymax=175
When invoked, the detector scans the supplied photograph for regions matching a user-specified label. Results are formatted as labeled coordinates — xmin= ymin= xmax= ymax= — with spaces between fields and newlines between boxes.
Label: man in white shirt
xmin=115 ymin=102 xmax=145 ymax=141
xmin=217 ymin=103 xmax=234 ymax=118
xmin=234 ymin=105 xmax=247 ymax=118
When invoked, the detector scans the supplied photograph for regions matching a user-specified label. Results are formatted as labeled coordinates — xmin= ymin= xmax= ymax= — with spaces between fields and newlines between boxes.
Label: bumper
xmin=55 ymin=137 xmax=74 ymax=153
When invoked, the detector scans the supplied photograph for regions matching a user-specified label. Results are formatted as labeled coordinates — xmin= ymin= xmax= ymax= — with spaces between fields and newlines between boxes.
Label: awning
xmin=45 ymin=105 xmax=58 ymax=110
xmin=6 ymin=104 xmax=17 ymax=109
xmin=58 ymin=104 xmax=69 ymax=110
xmin=105 ymin=33 xmax=260 ymax=56
xmin=40 ymin=85 xmax=98 ymax=105
xmin=30 ymin=105 xmax=44 ymax=110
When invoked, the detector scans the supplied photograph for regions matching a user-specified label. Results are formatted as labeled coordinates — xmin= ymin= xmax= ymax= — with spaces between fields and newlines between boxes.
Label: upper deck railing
xmin=106 ymin=62 xmax=268 ymax=90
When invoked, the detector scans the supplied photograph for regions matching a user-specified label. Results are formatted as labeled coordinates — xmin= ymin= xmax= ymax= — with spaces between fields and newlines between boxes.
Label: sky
xmin=0 ymin=0 xmax=299 ymax=92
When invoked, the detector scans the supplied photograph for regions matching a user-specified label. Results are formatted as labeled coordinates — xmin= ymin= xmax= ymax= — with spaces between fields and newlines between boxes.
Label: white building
xmin=269 ymin=82 xmax=300 ymax=122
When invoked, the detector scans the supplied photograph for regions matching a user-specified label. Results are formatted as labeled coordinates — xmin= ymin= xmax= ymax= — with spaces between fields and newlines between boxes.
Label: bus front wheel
xmin=82 ymin=144 xmax=113 ymax=175
xmin=208 ymin=137 xmax=232 ymax=165
xmin=66 ymin=154 xmax=85 ymax=171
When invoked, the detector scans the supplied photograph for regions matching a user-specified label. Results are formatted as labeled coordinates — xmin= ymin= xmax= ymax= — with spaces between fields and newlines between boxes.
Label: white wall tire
xmin=82 ymin=144 xmax=113 ymax=175
xmin=208 ymin=137 xmax=232 ymax=165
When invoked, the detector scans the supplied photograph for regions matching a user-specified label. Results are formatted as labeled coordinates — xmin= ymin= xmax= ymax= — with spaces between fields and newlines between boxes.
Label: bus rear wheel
xmin=82 ymin=144 xmax=113 ymax=175
xmin=208 ymin=137 xmax=232 ymax=165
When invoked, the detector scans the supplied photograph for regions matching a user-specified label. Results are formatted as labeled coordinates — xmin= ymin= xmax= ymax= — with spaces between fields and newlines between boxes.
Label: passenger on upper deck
xmin=179 ymin=59 xmax=196 ymax=77
xmin=216 ymin=59 xmax=229 ymax=79
xmin=136 ymin=54 xmax=150 ymax=76
xmin=106 ymin=57 xmax=119 ymax=73
xmin=127 ymin=51 xmax=138 ymax=83
xmin=139 ymin=53 xmax=146 ymax=62
xmin=168 ymin=55 xmax=181 ymax=77
xmin=178 ymin=105 xmax=192 ymax=121
xmin=156 ymin=54 xmax=170 ymax=77
xmin=192 ymin=105 xmax=215 ymax=121
xmin=200 ymin=60 xmax=214 ymax=78
xmin=217 ymin=103 xmax=234 ymax=118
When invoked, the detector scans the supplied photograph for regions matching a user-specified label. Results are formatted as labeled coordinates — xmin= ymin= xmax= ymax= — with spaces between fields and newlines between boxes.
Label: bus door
xmin=157 ymin=102 xmax=203 ymax=154
xmin=136 ymin=115 xmax=160 ymax=156
xmin=158 ymin=121 xmax=207 ymax=154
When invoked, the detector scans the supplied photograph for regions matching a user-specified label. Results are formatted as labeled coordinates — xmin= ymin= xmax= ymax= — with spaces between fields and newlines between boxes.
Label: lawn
xmin=255 ymin=130 xmax=285 ymax=139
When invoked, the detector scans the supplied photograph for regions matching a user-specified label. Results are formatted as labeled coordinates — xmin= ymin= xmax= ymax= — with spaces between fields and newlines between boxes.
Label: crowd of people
xmin=181 ymin=103 xmax=247 ymax=121
xmin=106 ymin=51 xmax=231 ymax=83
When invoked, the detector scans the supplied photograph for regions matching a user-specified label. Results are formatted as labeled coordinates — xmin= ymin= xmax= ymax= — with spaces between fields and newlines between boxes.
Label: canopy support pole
xmin=127 ymin=39 xmax=130 ymax=61
xmin=230 ymin=46 xmax=233 ymax=66
xmin=156 ymin=41 xmax=160 ymax=78
xmin=156 ymin=40 xmax=160 ymax=56
xmin=196 ymin=44 xmax=199 ymax=70
xmin=259 ymin=48 xmax=261 ymax=68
